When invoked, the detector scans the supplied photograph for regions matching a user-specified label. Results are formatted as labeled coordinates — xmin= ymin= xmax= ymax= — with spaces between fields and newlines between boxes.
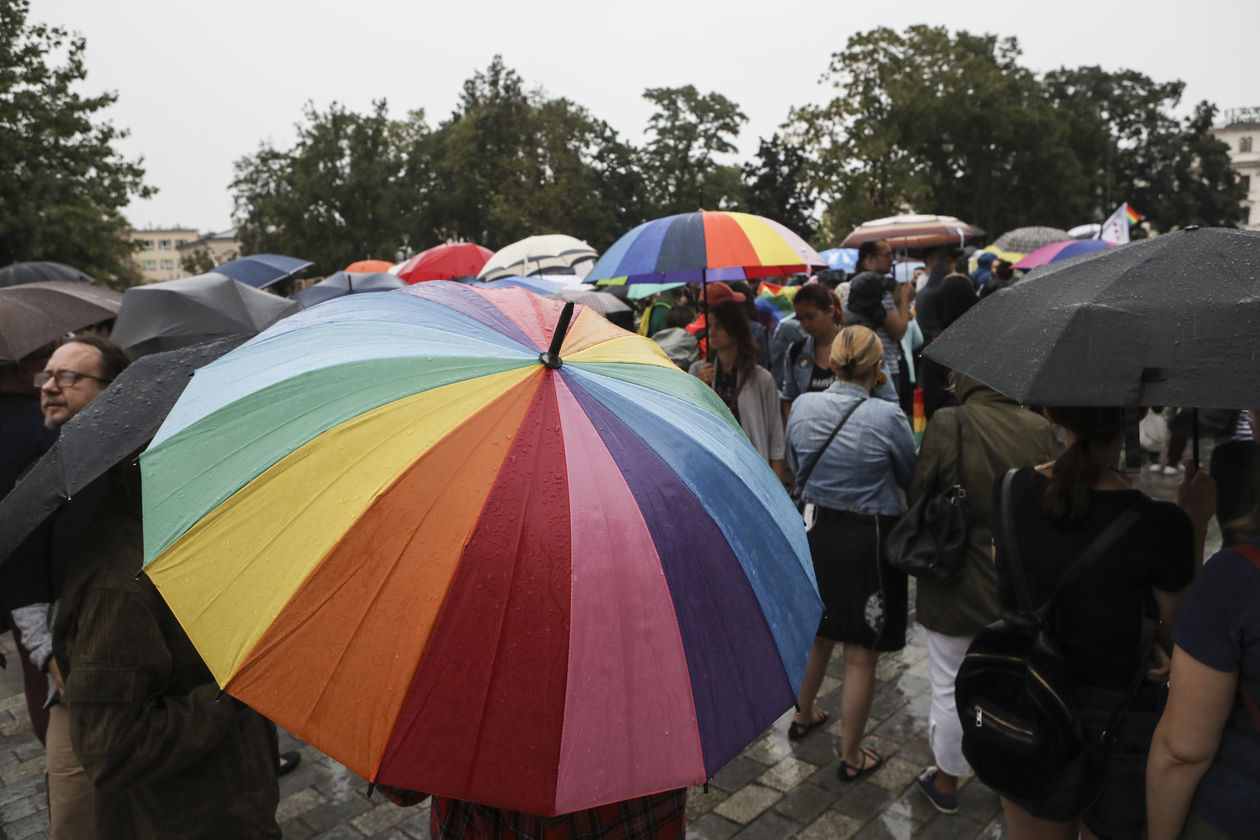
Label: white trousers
xmin=925 ymin=629 xmax=974 ymax=778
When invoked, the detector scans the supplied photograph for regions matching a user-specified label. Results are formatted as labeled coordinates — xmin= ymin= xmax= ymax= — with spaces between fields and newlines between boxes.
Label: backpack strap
xmin=795 ymin=398 xmax=867 ymax=499
xmin=998 ymin=469 xmax=1143 ymax=613
xmin=788 ymin=337 xmax=807 ymax=366
xmin=951 ymin=406 xmax=965 ymax=489
xmin=1229 ymin=543 xmax=1260 ymax=733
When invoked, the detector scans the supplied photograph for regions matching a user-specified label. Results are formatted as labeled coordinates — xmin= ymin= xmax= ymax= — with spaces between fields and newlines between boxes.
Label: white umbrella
xmin=477 ymin=235 xmax=598 ymax=282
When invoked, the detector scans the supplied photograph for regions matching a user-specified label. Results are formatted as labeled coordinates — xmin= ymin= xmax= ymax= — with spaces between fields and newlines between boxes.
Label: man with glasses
xmin=850 ymin=240 xmax=913 ymax=409
xmin=12 ymin=335 xmax=129 ymax=839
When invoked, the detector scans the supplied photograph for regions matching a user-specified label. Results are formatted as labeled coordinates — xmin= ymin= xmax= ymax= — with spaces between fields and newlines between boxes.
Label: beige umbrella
xmin=476 ymin=235 xmax=598 ymax=282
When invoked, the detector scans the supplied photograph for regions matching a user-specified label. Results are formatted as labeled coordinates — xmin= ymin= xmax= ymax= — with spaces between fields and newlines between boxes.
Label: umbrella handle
xmin=539 ymin=301 xmax=576 ymax=369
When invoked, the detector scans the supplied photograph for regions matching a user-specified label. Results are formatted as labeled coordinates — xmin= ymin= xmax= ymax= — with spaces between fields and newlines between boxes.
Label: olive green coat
xmin=909 ymin=375 xmax=1058 ymax=636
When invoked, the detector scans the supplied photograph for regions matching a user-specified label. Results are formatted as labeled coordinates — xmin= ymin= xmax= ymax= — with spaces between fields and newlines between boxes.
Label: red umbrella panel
xmin=396 ymin=243 xmax=494 ymax=283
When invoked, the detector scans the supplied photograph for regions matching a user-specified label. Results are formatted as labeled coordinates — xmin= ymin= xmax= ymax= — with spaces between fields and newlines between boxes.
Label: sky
xmin=32 ymin=0 xmax=1260 ymax=236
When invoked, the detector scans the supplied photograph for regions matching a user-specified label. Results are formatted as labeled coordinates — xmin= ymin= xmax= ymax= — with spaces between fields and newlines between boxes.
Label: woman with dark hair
xmin=1147 ymin=411 xmax=1260 ymax=840
xmin=779 ymin=284 xmax=843 ymax=423
xmin=690 ymin=301 xmax=784 ymax=477
xmin=784 ymin=326 xmax=916 ymax=780
xmin=990 ymin=406 xmax=1214 ymax=840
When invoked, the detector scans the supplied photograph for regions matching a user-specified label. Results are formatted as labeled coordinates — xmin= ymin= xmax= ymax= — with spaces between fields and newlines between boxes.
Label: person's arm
xmin=10 ymin=603 xmax=54 ymax=670
xmin=1176 ymin=461 xmax=1216 ymax=567
xmin=66 ymin=586 xmax=237 ymax=791
xmin=883 ymin=286 xmax=910 ymax=341
xmin=759 ymin=374 xmax=786 ymax=471
xmin=1146 ymin=646 xmax=1237 ymax=840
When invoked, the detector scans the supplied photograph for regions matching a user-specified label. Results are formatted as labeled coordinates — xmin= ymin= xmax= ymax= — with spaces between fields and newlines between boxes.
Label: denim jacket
xmin=779 ymin=335 xmax=899 ymax=405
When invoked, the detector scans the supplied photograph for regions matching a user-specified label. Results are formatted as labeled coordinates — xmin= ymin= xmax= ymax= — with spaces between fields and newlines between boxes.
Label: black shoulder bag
xmin=790 ymin=397 xmax=866 ymax=515
xmin=955 ymin=468 xmax=1149 ymax=821
xmin=886 ymin=406 xmax=968 ymax=584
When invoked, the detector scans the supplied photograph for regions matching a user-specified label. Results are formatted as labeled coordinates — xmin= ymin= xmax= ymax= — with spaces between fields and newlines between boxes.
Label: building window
xmin=1242 ymin=137 xmax=1254 ymax=153
xmin=140 ymin=240 xmax=154 ymax=250
xmin=160 ymin=259 xmax=174 ymax=271
xmin=1242 ymin=175 xmax=1252 ymax=194
xmin=159 ymin=239 xmax=172 ymax=250
xmin=142 ymin=260 xmax=157 ymax=271
xmin=176 ymin=239 xmax=188 ymax=247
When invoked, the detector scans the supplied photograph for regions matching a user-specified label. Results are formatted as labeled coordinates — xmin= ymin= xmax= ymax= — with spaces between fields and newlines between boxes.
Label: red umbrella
xmin=395 ymin=243 xmax=493 ymax=284
xmin=344 ymin=260 xmax=395 ymax=274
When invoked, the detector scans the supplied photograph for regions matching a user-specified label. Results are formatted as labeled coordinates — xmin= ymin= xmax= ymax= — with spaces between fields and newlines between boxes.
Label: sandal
xmin=787 ymin=709 xmax=829 ymax=740
xmin=837 ymin=747 xmax=882 ymax=782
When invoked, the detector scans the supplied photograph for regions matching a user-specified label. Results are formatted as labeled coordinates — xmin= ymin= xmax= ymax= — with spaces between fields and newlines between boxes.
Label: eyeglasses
xmin=34 ymin=369 xmax=111 ymax=389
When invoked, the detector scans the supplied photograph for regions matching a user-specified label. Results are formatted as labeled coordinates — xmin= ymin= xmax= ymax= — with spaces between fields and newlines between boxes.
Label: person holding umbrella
xmin=784 ymin=326 xmax=916 ymax=780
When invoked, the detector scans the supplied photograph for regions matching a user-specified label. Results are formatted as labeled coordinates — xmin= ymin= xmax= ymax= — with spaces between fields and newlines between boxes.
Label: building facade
xmin=177 ymin=228 xmax=241 ymax=273
xmin=1211 ymin=108 xmax=1260 ymax=230
xmin=129 ymin=227 xmax=199 ymax=283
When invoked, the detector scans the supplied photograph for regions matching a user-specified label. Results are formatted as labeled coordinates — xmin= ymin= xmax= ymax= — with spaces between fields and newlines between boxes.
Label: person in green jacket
xmin=907 ymin=373 xmax=1058 ymax=815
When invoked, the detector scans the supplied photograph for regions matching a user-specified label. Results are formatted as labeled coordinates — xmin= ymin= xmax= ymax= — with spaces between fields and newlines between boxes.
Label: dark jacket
xmin=53 ymin=466 xmax=280 ymax=839
xmin=908 ymin=375 xmax=1058 ymax=636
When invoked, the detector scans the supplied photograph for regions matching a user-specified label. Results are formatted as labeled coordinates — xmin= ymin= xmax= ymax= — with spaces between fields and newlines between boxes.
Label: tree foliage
xmin=0 ymin=0 xmax=153 ymax=286
xmin=742 ymin=135 xmax=817 ymax=240
xmin=641 ymin=85 xmax=748 ymax=215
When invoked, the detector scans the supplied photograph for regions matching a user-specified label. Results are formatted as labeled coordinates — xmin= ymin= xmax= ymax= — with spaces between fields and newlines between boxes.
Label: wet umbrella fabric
xmin=344 ymin=260 xmax=395 ymax=274
xmin=110 ymin=273 xmax=300 ymax=355
xmin=0 ymin=262 xmax=97 ymax=288
xmin=925 ymin=228 xmax=1260 ymax=408
xmin=0 ymin=336 xmax=247 ymax=602
xmin=477 ymin=235 xmax=598 ymax=282
xmin=840 ymin=214 xmax=984 ymax=250
xmin=139 ymin=282 xmax=820 ymax=815
xmin=292 ymin=272 xmax=406 ymax=307
xmin=545 ymin=287 xmax=634 ymax=331
xmin=212 ymin=254 xmax=312 ymax=289
xmin=0 ymin=281 xmax=123 ymax=362
xmin=395 ymin=243 xmax=494 ymax=284
xmin=478 ymin=275 xmax=569 ymax=295
xmin=992 ymin=226 xmax=1070 ymax=254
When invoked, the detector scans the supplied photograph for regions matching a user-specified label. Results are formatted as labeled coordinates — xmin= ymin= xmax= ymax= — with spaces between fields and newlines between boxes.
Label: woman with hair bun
xmin=784 ymin=326 xmax=916 ymax=782
xmin=990 ymin=406 xmax=1214 ymax=840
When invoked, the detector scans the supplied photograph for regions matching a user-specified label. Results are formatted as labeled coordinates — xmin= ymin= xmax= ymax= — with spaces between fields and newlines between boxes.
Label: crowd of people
xmin=1 ymin=237 xmax=1258 ymax=839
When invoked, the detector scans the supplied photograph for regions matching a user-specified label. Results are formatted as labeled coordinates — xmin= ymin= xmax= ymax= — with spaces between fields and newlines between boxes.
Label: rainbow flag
xmin=1125 ymin=205 xmax=1141 ymax=225
xmin=912 ymin=389 xmax=926 ymax=446
xmin=758 ymin=282 xmax=799 ymax=317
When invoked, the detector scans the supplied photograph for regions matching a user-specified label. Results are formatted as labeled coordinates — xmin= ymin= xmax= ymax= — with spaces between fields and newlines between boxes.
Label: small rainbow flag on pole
xmin=1125 ymin=205 xmax=1141 ymax=225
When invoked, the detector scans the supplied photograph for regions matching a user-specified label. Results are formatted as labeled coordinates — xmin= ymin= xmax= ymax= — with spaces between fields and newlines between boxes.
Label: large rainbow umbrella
xmin=588 ymin=211 xmax=825 ymax=287
xmin=1011 ymin=238 xmax=1112 ymax=270
xmin=139 ymin=281 xmax=820 ymax=816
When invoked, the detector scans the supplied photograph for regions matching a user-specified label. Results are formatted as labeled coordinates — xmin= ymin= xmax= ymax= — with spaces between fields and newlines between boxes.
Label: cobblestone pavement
xmin=0 ymin=468 xmax=1214 ymax=840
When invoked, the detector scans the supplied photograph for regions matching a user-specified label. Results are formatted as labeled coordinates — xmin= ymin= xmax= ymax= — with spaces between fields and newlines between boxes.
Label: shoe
xmin=787 ymin=709 xmax=829 ymax=740
xmin=837 ymin=747 xmax=882 ymax=782
xmin=278 ymin=751 xmax=301 ymax=777
xmin=916 ymin=766 xmax=959 ymax=814
xmin=1147 ymin=462 xmax=1163 ymax=472
xmin=1163 ymin=464 xmax=1182 ymax=475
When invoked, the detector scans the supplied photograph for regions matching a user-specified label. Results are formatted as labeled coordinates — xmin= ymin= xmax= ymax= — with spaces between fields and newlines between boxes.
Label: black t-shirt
xmin=808 ymin=363 xmax=834 ymax=393
xmin=993 ymin=467 xmax=1194 ymax=690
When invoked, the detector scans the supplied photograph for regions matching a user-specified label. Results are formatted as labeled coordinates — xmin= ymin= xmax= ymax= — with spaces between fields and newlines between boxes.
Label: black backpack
xmin=955 ymin=469 xmax=1148 ymax=820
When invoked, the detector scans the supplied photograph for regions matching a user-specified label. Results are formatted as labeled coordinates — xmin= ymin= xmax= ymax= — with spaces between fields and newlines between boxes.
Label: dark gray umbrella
xmin=0 ymin=261 xmax=97 ymax=287
xmin=292 ymin=271 xmax=406 ymax=307
xmin=992 ymin=226 xmax=1070 ymax=254
xmin=0 ymin=335 xmax=248 ymax=594
xmin=109 ymin=272 xmax=300 ymax=355
xmin=925 ymin=227 xmax=1260 ymax=409
xmin=0 ymin=281 xmax=123 ymax=362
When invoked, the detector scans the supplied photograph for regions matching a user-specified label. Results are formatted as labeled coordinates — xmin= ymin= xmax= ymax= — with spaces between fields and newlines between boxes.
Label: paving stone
xmin=711 ymin=755 xmax=768 ymax=792
xmin=301 ymin=795 xmax=375 ymax=833
xmin=369 ymin=831 xmax=416 ymax=840
xmin=0 ymin=774 xmax=43 ymax=807
xmin=867 ymin=755 xmax=922 ymax=792
xmin=712 ymin=783 xmax=782 ymax=825
xmin=739 ymin=730 xmax=793 ymax=766
xmin=816 ymin=675 xmax=842 ymax=698
xmin=788 ymin=731 xmax=841 ymax=767
xmin=350 ymin=801 xmax=412 ymax=835
xmin=956 ymin=780 xmax=1002 ymax=823
xmin=686 ymin=786 xmax=729 ymax=820
xmin=916 ymin=814 xmax=990 ymax=840
xmin=831 ymin=782 xmax=892 ymax=822
xmin=5 ymin=810 xmax=51 ymax=839
xmin=731 ymin=810 xmax=798 ymax=840
xmin=312 ymin=825 xmax=366 ymax=840
xmin=976 ymin=814 xmax=1007 ymax=839
xmin=281 ymin=817 xmax=317 ymax=839
xmin=0 ymin=756 xmax=44 ymax=785
xmin=278 ymin=787 xmax=327 ymax=823
xmin=756 ymin=756 xmax=817 ymax=792
xmin=11 ymin=741 xmax=41 ymax=763
xmin=885 ymin=783 xmax=944 ymax=823
xmin=0 ymin=792 xmax=43 ymax=825
xmin=796 ymin=810 xmax=864 ymax=840
xmin=771 ymin=782 xmax=833 ymax=824
xmin=687 ymin=811 xmax=741 ymax=840
xmin=874 ymin=657 xmax=907 ymax=682
xmin=853 ymin=809 xmax=923 ymax=840
xmin=872 ymin=709 xmax=927 ymax=742
xmin=393 ymin=805 xmax=432 ymax=839
xmin=893 ymin=736 xmax=934 ymax=766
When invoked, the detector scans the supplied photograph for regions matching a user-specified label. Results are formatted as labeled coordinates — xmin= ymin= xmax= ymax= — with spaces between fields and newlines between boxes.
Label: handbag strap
xmin=1229 ymin=543 xmax=1260 ymax=733
xmin=998 ymin=469 xmax=1142 ymax=614
xmin=950 ymin=406 xmax=965 ymax=488
xmin=796 ymin=397 xmax=867 ymax=496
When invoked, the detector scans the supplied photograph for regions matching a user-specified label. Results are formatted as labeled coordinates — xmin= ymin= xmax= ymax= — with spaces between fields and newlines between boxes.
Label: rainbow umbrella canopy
xmin=588 ymin=211 xmax=825 ymax=288
xmin=139 ymin=281 xmax=820 ymax=815
xmin=1012 ymin=238 xmax=1112 ymax=270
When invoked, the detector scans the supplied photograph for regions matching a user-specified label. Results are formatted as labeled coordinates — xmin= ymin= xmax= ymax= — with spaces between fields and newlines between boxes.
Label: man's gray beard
xmin=43 ymin=414 xmax=66 ymax=431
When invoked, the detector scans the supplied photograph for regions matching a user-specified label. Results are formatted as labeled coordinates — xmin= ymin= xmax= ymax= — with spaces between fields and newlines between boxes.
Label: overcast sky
xmin=33 ymin=0 xmax=1260 ymax=237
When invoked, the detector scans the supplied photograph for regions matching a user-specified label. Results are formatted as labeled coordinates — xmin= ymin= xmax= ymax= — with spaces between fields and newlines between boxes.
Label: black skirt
xmin=808 ymin=507 xmax=907 ymax=651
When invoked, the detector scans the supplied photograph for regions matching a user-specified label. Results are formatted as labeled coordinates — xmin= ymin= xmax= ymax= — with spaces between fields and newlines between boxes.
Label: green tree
xmin=641 ymin=85 xmax=748 ymax=215
xmin=789 ymin=26 xmax=1085 ymax=246
xmin=0 ymin=0 xmax=153 ymax=286
xmin=231 ymin=100 xmax=420 ymax=273
xmin=741 ymin=135 xmax=818 ymax=240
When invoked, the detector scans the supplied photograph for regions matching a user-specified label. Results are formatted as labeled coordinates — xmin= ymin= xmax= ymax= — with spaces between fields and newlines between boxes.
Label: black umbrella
xmin=291 ymin=271 xmax=406 ymax=307
xmin=0 ymin=281 xmax=122 ymax=362
xmin=0 ymin=261 xmax=97 ymax=287
xmin=109 ymin=272 xmax=300 ymax=355
xmin=0 ymin=335 xmax=249 ymax=596
xmin=925 ymin=227 xmax=1260 ymax=410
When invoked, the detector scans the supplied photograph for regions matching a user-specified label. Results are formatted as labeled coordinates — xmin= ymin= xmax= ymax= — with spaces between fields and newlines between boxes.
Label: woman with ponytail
xmin=991 ymin=407 xmax=1215 ymax=840
xmin=784 ymin=326 xmax=916 ymax=782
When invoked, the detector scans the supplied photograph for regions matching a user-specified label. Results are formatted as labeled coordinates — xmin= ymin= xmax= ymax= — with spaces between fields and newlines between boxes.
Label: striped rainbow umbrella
xmin=588 ymin=211 xmax=825 ymax=287
xmin=139 ymin=281 xmax=820 ymax=815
